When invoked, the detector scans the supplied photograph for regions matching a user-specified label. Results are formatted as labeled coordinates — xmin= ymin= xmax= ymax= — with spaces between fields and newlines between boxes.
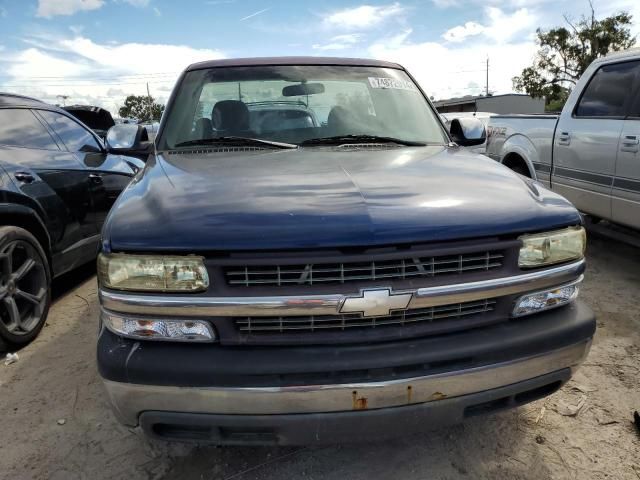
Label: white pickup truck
xmin=486 ymin=48 xmax=640 ymax=230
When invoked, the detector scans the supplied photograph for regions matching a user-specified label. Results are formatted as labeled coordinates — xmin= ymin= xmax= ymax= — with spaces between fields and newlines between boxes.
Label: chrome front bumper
xmin=99 ymin=258 xmax=591 ymax=429
xmin=104 ymin=340 xmax=590 ymax=426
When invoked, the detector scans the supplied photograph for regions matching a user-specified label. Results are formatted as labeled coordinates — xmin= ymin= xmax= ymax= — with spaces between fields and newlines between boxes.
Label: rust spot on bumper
xmin=431 ymin=391 xmax=447 ymax=401
xmin=352 ymin=390 xmax=368 ymax=410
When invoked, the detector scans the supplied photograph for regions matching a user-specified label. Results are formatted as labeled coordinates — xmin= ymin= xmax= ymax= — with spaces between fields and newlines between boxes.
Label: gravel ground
xmin=1 ymin=234 xmax=639 ymax=480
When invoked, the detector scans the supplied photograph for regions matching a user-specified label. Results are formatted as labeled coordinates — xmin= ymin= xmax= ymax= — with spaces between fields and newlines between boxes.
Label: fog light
xmin=102 ymin=311 xmax=216 ymax=342
xmin=512 ymin=281 xmax=581 ymax=317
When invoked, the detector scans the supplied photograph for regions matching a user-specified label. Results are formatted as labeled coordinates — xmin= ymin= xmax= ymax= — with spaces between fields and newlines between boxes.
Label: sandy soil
xmin=1 ymin=234 xmax=639 ymax=480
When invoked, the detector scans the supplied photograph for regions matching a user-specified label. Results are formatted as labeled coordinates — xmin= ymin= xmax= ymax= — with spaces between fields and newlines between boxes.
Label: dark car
xmin=63 ymin=105 xmax=116 ymax=140
xmin=96 ymin=58 xmax=595 ymax=445
xmin=0 ymin=93 xmax=144 ymax=348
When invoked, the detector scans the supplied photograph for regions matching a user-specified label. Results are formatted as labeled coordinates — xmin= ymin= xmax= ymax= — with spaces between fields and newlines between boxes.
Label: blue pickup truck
xmin=96 ymin=57 xmax=595 ymax=445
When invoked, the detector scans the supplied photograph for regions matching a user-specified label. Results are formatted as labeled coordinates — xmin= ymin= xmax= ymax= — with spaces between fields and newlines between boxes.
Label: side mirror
xmin=449 ymin=118 xmax=486 ymax=147
xmin=106 ymin=124 xmax=152 ymax=157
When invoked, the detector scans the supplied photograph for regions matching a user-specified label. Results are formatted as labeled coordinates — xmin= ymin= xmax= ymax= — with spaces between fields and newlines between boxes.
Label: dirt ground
xmin=1 ymin=233 xmax=639 ymax=480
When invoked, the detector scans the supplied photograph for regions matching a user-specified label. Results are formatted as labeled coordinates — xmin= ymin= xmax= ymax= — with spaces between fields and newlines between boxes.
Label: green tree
xmin=118 ymin=95 xmax=165 ymax=122
xmin=513 ymin=3 xmax=636 ymax=110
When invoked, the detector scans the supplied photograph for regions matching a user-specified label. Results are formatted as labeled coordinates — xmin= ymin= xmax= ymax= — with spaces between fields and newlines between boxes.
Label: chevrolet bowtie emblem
xmin=339 ymin=288 xmax=413 ymax=318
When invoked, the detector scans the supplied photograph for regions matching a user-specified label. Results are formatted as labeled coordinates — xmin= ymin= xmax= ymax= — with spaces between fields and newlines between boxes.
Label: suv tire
xmin=0 ymin=226 xmax=51 ymax=347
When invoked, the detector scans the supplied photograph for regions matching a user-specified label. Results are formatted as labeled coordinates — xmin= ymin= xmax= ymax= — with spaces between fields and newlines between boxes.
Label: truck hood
xmin=105 ymin=146 xmax=581 ymax=251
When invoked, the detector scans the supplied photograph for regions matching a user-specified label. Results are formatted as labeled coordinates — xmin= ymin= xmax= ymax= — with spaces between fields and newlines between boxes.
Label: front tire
xmin=509 ymin=162 xmax=531 ymax=177
xmin=0 ymin=226 xmax=51 ymax=347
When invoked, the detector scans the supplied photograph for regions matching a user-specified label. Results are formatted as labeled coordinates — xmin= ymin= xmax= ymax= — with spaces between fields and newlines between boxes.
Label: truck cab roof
xmin=598 ymin=47 xmax=640 ymax=63
xmin=186 ymin=56 xmax=404 ymax=72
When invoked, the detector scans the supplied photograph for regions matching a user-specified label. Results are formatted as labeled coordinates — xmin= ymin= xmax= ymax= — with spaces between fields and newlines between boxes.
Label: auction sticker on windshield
xmin=368 ymin=77 xmax=418 ymax=91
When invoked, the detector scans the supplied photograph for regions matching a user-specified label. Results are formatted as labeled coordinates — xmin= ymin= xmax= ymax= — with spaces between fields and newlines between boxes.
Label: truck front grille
xmin=225 ymin=251 xmax=504 ymax=287
xmin=236 ymin=298 xmax=496 ymax=333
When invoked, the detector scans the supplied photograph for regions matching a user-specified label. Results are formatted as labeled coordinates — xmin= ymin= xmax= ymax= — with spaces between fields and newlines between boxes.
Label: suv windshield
xmin=157 ymin=65 xmax=448 ymax=149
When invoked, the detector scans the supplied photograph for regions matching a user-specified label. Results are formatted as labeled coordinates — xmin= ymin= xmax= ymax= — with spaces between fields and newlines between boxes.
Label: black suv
xmin=0 ymin=93 xmax=144 ymax=348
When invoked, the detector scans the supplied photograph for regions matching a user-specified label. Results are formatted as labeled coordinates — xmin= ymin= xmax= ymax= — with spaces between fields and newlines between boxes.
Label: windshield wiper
xmin=174 ymin=136 xmax=298 ymax=149
xmin=300 ymin=134 xmax=427 ymax=147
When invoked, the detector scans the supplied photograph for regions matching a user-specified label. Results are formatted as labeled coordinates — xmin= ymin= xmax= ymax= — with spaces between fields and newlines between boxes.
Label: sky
xmin=0 ymin=0 xmax=638 ymax=113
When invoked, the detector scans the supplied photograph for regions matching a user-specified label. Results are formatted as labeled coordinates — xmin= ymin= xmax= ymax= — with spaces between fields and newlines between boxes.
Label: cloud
xmin=56 ymin=36 xmax=223 ymax=77
xmin=106 ymin=88 xmax=127 ymax=97
xmin=323 ymin=3 xmax=404 ymax=29
xmin=0 ymin=35 xmax=225 ymax=112
xmin=312 ymin=33 xmax=362 ymax=51
xmin=240 ymin=7 xmax=270 ymax=22
xmin=153 ymin=6 xmax=161 ymax=16
xmin=597 ymin=0 xmax=640 ymax=36
xmin=69 ymin=25 xmax=84 ymax=35
xmin=36 ymin=0 xmax=104 ymax=18
xmin=6 ymin=47 xmax=93 ymax=79
xmin=482 ymin=7 xmax=536 ymax=42
xmin=332 ymin=34 xmax=362 ymax=43
xmin=442 ymin=21 xmax=484 ymax=43
xmin=443 ymin=7 xmax=536 ymax=44
xmin=369 ymin=28 xmax=536 ymax=99
xmin=431 ymin=0 xmax=459 ymax=8
xmin=118 ymin=0 xmax=150 ymax=6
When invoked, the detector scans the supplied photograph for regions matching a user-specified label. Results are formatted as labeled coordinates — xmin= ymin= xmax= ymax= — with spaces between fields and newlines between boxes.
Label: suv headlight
xmin=98 ymin=253 xmax=209 ymax=292
xmin=518 ymin=226 xmax=586 ymax=268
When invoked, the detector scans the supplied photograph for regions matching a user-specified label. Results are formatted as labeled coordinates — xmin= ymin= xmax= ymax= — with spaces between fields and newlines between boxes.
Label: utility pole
xmin=485 ymin=56 xmax=489 ymax=97
xmin=56 ymin=95 xmax=69 ymax=106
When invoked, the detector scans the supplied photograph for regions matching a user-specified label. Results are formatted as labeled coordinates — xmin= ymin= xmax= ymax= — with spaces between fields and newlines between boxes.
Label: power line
xmin=444 ymin=68 xmax=487 ymax=74
xmin=4 ymin=68 xmax=487 ymax=85
xmin=0 ymin=71 xmax=181 ymax=80
xmin=0 ymin=79 xmax=178 ymax=88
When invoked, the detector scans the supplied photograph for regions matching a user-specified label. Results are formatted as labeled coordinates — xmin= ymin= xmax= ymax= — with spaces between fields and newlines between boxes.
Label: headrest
xmin=194 ymin=117 xmax=213 ymax=138
xmin=327 ymin=105 xmax=356 ymax=130
xmin=212 ymin=100 xmax=250 ymax=131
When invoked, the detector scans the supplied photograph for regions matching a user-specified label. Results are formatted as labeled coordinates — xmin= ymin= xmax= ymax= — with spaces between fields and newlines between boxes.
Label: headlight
xmin=98 ymin=253 xmax=209 ymax=292
xmin=102 ymin=310 xmax=216 ymax=342
xmin=518 ymin=226 xmax=586 ymax=268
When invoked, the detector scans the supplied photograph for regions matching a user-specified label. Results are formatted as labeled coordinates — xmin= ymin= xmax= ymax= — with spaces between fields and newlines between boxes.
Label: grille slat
xmin=227 ymin=264 xmax=503 ymax=285
xmin=226 ymin=255 xmax=504 ymax=275
xmin=226 ymin=252 xmax=504 ymax=287
xmin=236 ymin=299 xmax=496 ymax=333
xmin=228 ymin=262 xmax=503 ymax=277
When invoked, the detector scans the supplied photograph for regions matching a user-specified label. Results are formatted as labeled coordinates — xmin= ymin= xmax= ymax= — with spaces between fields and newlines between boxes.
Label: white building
xmin=433 ymin=94 xmax=545 ymax=115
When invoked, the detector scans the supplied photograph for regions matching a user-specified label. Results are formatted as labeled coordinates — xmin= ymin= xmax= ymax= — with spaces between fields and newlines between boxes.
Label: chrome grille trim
xmin=226 ymin=252 xmax=504 ymax=287
xmin=99 ymin=260 xmax=586 ymax=318
xmin=236 ymin=299 xmax=496 ymax=333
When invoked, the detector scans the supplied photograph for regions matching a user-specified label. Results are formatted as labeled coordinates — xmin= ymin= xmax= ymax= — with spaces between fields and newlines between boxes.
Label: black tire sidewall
xmin=510 ymin=163 xmax=530 ymax=178
xmin=0 ymin=226 xmax=51 ymax=346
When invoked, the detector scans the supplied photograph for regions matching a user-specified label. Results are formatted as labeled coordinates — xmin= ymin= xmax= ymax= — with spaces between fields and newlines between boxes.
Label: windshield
xmin=157 ymin=65 xmax=448 ymax=149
